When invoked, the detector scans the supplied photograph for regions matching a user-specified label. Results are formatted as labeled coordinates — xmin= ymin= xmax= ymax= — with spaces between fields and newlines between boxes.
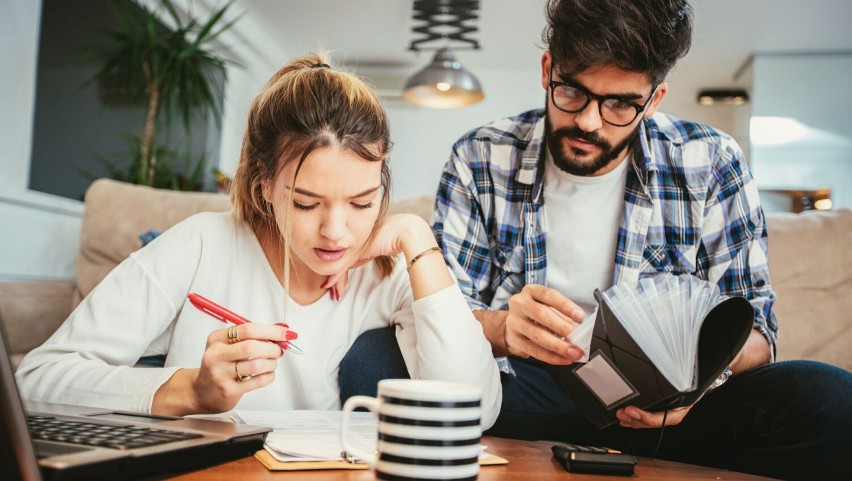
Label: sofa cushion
xmin=388 ymin=194 xmax=435 ymax=223
xmin=68 ymin=181 xmax=852 ymax=370
xmin=73 ymin=179 xmax=231 ymax=308
xmin=766 ymin=209 xmax=852 ymax=370
xmin=0 ymin=280 xmax=74 ymax=368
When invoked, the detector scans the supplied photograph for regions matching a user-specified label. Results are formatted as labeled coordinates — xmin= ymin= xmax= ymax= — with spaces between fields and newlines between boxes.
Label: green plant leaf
xmin=82 ymin=0 xmax=240 ymax=190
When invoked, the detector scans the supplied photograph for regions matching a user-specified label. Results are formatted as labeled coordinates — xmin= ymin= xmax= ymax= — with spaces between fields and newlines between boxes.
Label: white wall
xmin=0 ymin=0 xmax=742 ymax=282
xmin=381 ymin=65 xmax=543 ymax=199
xmin=1 ymin=0 xmax=82 ymax=281
xmin=746 ymin=53 xmax=852 ymax=212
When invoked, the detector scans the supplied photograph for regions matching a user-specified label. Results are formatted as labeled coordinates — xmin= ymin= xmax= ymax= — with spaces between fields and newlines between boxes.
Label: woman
xmin=16 ymin=54 xmax=501 ymax=428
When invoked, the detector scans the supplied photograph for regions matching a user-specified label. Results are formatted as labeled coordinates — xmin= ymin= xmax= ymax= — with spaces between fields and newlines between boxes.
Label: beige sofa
xmin=1 ymin=178 xmax=850 ymax=371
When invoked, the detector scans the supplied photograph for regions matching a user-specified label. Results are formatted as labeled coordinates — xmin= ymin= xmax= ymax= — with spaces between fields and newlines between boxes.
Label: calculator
xmin=551 ymin=443 xmax=637 ymax=476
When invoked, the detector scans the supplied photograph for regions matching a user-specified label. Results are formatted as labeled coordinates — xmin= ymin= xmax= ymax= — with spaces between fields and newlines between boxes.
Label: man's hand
xmin=494 ymin=284 xmax=586 ymax=365
xmin=616 ymin=404 xmax=693 ymax=429
xmin=729 ymin=329 xmax=771 ymax=374
xmin=613 ymin=329 xmax=771 ymax=429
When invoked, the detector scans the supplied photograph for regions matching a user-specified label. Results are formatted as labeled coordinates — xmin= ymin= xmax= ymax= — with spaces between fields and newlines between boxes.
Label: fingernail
xmin=320 ymin=280 xmax=329 ymax=289
xmin=567 ymin=347 xmax=582 ymax=360
xmin=573 ymin=308 xmax=585 ymax=320
xmin=286 ymin=331 xmax=298 ymax=340
xmin=275 ymin=322 xmax=289 ymax=328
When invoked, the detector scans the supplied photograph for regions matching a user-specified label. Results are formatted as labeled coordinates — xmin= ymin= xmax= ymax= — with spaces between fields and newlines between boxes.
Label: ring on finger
xmin=227 ymin=325 xmax=240 ymax=344
xmin=234 ymin=360 xmax=252 ymax=382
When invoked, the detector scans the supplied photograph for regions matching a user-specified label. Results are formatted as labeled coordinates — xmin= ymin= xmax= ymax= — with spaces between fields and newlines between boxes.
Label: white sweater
xmin=16 ymin=212 xmax=501 ymax=428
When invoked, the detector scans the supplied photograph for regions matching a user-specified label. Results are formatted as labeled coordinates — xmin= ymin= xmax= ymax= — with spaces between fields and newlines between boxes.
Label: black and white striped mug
xmin=340 ymin=379 xmax=482 ymax=481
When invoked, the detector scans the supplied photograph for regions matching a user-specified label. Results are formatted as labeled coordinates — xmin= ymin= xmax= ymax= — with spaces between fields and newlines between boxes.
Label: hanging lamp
xmin=402 ymin=0 xmax=484 ymax=109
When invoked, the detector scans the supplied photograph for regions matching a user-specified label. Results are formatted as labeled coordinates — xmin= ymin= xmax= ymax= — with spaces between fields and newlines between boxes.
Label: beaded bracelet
xmin=406 ymin=246 xmax=441 ymax=272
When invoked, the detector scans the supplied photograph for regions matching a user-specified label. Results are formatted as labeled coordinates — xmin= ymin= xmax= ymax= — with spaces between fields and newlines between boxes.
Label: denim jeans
xmin=339 ymin=326 xmax=851 ymax=480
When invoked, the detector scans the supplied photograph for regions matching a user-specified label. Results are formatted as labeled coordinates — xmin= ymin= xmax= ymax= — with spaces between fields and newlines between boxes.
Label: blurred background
xmin=2 ymin=0 xmax=851 ymax=280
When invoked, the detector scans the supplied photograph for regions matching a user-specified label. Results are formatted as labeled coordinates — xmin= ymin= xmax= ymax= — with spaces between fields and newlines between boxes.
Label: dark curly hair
xmin=543 ymin=0 xmax=693 ymax=85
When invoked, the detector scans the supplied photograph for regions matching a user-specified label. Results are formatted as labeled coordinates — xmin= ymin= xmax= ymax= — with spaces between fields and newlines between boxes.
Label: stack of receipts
xmin=234 ymin=410 xmax=376 ymax=462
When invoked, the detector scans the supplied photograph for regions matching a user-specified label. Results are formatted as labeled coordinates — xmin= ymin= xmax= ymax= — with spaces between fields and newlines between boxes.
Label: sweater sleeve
xmin=11 ymin=213 xmax=216 ymax=413
xmin=14 ymin=255 xmax=183 ymax=413
xmin=392 ymin=284 xmax=502 ymax=430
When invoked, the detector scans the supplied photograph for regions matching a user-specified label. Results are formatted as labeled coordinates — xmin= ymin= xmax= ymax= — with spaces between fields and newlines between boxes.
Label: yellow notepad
xmin=254 ymin=450 xmax=509 ymax=471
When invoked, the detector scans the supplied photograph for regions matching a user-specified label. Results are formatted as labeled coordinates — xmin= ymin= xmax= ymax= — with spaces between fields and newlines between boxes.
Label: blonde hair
xmin=230 ymin=53 xmax=394 ymax=288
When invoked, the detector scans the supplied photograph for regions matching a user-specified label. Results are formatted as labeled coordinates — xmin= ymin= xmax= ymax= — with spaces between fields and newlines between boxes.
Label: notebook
xmin=0 ymin=322 xmax=271 ymax=481
xmin=545 ymin=275 xmax=753 ymax=429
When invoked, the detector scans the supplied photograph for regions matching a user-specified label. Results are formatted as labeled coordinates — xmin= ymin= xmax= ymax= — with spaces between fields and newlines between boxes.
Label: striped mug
xmin=341 ymin=379 xmax=482 ymax=481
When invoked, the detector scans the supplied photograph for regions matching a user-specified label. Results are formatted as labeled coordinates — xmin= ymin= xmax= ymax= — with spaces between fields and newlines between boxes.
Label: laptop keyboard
xmin=27 ymin=415 xmax=203 ymax=450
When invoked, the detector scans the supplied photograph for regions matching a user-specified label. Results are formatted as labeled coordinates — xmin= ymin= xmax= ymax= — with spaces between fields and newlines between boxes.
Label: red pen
xmin=188 ymin=293 xmax=303 ymax=354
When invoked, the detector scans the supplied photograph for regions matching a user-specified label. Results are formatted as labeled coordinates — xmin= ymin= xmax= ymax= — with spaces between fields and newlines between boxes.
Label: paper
xmin=601 ymin=274 xmax=724 ymax=391
xmin=234 ymin=409 xmax=376 ymax=462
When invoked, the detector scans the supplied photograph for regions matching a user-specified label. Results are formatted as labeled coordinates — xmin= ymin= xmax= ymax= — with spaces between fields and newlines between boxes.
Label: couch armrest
xmin=0 ymin=280 xmax=74 ymax=369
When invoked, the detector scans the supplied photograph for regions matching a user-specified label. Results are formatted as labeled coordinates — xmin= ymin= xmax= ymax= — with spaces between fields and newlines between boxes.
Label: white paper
xmin=601 ymin=274 xmax=725 ymax=391
xmin=234 ymin=410 xmax=377 ymax=462
xmin=567 ymin=305 xmax=597 ymax=363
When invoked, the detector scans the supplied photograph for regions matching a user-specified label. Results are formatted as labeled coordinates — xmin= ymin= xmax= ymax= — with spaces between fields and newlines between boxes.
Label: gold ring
xmin=227 ymin=325 xmax=240 ymax=344
xmin=234 ymin=361 xmax=252 ymax=382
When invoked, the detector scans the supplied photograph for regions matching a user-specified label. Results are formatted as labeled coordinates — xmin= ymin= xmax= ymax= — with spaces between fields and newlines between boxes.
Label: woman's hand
xmin=153 ymin=323 xmax=294 ymax=416
xmin=323 ymin=214 xmax=436 ymax=299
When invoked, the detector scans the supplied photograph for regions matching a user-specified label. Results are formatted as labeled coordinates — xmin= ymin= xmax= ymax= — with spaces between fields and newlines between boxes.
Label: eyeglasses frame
xmin=548 ymin=66 xmax=658 ymax=127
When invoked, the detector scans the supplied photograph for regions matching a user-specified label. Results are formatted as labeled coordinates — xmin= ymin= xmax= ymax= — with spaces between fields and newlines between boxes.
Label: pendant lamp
xmin=402 ymin=48 xmax=484 ymax=108
xmin=402 ymin=0 xmax=484 ymax=109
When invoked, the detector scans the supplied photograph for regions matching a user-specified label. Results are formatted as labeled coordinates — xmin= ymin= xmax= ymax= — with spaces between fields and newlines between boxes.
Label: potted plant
xmin=87 ymin=0 xmax=239 ymax=190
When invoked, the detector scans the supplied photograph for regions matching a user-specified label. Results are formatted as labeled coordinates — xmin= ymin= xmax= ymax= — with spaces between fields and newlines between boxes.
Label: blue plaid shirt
xmin=433 ymin=109 xmax=778 ymax=372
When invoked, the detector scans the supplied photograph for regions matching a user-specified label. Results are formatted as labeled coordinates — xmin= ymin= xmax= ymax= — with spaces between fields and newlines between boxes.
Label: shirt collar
xmin=517 ymin=112 xmax=547 ymax=201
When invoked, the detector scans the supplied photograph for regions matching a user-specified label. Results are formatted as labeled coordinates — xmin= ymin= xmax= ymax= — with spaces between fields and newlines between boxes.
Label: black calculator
xmin=551 ymin=443 xmax=637 ymax=476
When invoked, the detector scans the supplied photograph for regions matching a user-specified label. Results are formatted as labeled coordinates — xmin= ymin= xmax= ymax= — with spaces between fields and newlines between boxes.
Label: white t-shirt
xmin=543 ymin=153 xmax=629 ymax=320
xmin=16 ymin=211 xmax=501 ymax=428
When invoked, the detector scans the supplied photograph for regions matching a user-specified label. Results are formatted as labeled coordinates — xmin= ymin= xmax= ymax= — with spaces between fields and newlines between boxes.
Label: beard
xmin=545 ymin=105 xmax=640 ymax=176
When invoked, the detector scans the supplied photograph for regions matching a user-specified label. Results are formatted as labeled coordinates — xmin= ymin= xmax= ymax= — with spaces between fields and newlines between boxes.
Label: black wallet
xmin=551 ymin=444 xmax=637 ymax=476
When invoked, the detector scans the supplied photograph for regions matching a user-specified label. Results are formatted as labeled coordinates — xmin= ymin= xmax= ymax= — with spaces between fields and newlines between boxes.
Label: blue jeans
xmin=339 ymin=327 xmax=851 ymax=480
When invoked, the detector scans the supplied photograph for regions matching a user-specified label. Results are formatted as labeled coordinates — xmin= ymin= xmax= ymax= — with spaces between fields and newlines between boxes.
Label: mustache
xmin=550 ymin=126 xmax=609 ymax=148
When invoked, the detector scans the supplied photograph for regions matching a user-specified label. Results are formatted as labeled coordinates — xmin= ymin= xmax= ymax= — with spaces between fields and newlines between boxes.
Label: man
xmin=431 ymin=0 xmax=850 ymax=479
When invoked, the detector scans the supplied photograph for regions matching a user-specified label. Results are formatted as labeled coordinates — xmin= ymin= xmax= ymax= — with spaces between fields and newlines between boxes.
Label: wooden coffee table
xmin=158 ymin=435 xmax=777 ymax=480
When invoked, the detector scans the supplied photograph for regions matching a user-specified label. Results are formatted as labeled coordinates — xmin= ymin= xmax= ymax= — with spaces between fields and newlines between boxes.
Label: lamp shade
xmin=402 ymin=48 xmax=484 ymax=109
xmin=696 ymin=89 xmax=749 ymax=106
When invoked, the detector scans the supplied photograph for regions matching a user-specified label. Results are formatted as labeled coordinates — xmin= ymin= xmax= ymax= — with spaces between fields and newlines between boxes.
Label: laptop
xmin=0 ymin=322 xmax=271 ymax=481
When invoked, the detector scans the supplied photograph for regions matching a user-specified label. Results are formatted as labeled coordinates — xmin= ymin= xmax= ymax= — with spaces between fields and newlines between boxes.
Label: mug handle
xmin=340 ymin=395 xmax=380 ymax=467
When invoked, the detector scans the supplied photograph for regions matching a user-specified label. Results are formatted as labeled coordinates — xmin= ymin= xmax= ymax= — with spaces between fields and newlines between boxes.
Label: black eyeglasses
xmin=548 ymin=66 xmax=657 ymax=127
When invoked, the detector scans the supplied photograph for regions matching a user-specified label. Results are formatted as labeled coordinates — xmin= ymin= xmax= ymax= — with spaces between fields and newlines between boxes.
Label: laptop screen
xmin=0 ymin=316 xmax=270 ymax=481
xmin=0 ymin=320 xmax=44 ymax=481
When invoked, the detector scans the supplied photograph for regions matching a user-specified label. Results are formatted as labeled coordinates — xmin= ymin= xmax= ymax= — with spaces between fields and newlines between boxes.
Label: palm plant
xmin=88 ymin=0 xmax=239 ymax=189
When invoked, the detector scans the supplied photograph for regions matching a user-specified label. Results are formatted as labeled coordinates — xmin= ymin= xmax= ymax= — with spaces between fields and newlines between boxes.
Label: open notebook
xmin=546 ymin=274 xmax=753 ymax=429
xmin=1 ymin=322 xmax=270 ymax=481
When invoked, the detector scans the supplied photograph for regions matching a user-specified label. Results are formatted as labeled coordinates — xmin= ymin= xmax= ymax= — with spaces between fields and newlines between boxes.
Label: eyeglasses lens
xmin=552 ymin=85 xmax=638 ymax=126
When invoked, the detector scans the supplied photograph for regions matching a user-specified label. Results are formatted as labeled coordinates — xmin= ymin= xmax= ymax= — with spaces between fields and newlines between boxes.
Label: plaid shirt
xmin=433 ymin=109 xmax=778 ymax=372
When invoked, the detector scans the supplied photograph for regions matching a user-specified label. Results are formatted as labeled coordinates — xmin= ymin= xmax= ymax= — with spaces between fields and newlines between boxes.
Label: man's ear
xmin=541 ymin=51 xmax=552 ymax=91
xmin=644 ymin=81 xmax=668 ymax=118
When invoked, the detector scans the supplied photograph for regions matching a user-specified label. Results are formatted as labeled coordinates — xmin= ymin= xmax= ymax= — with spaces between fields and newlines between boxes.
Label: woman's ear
xmin=261 ymin=178 xmax=272 ymax=204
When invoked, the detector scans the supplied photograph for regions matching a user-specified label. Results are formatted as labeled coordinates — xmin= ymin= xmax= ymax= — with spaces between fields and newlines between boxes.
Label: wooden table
xmin=159 ymin=436 xmax=776 ymax=480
